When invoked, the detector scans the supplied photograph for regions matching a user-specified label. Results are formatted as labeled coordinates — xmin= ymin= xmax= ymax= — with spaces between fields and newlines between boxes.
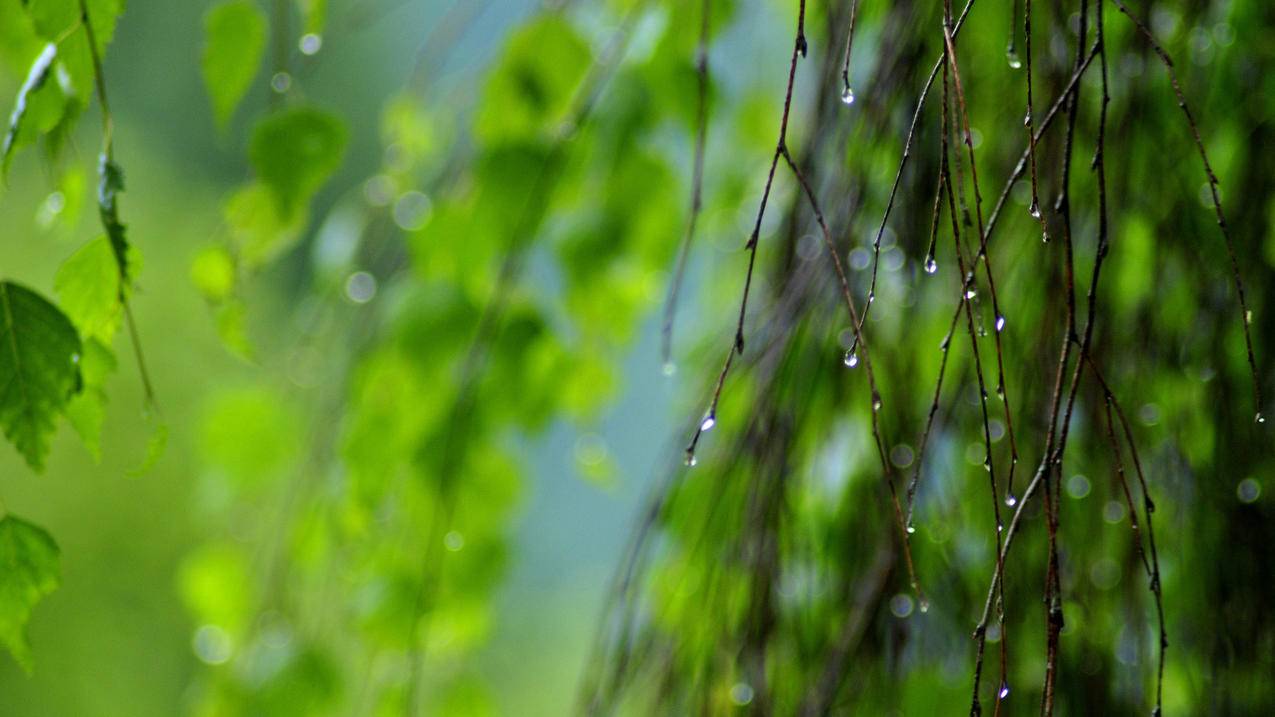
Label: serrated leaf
xmin=202 ymin=0 xmax=266 ymax=130
xmin=2 ymin=42 xmax=57 ymax=173
xmin=249 ymin=106 xmax=347 ymax=217
xmin=0 ymin=282 xmax=82 ymax=471
xmin=55 ymin=235 xmax=123 ymax=342
xmin=0 ymin=515 xmax=60 ymax=672
xmin=96 ymin=153 xmax=130 ymax=283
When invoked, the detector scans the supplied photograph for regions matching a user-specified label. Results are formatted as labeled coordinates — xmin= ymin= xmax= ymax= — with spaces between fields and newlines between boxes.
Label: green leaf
xmin=63 ymin=338 xmax=116 ymax=461
xmin=223 ymin=181 xmax=306 ymax=267
xmin=1 ymin=42 xmax=57 ymax=173
xmin=0 ymin=515 xmax=60 ymax=672
xmin=249 ymin=106 xmax=347 ymax=217
xmin=96 ymin=153 xmax=131 ymax=283
xmin=55 ymin=236 xmax=123 ymax=342
xmin=202 ymin=0 xmax=267 ymax=130
xmin=295 ymin=0 xmax=326 ymax=35
xmin=0 ymin=282 xmax=83 ymax=471
xmin=475 ymin=16 xmax=590 ymax=144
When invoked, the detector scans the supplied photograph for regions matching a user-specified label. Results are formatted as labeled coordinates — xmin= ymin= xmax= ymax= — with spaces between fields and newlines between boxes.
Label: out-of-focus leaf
xmin=55 ymin=235 xmax=123 ymax=342
xmin=190 ymin=244 xmax=237 ymax=302
xmin=295 ymin=0 xmax=326 ymax=34
xmin=475 ymin=16 xmax=590 ymax=144
xmin=199 ymin=386 xmax=300 ymax=489
xmin=202 ymin=0 xmax=267 ymax=130
xmin=179 ymin=542 xmax=254 ymax=637
xmin=0 ymin=282 xmax=82 ymax=471
xmin=223 ymin=181 xmax=307 ymax=267
xmin=0 ymin=515 xmax=60 ymax=672
xmin=248 ymin=106 xmax=347 ymax=217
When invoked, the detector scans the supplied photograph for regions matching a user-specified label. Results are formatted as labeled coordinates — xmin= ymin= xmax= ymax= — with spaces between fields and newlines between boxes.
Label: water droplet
xmin=843 ymin=350 xmax=859 ymax=368
xmin=965 ymin=288 xmax=978 ymax=300
xmin=997 ymin=521 xmax=1004 ymax=533
xmin=1245 ymin=310 xmax=1253 ymax=325
xmin=924 ymin=256 xmax=938 ymax=274
xmin=872 ymin=393 xmax=883 ymax=412
xmin=797 ymin=36 xmax=808 ymax=58
xmin=995 ymin=381 xmax=1005 ymax=401
xmin=685 ymin=451 xmax=697 ymax=467
xmin=1257 ymin=412 xmax=1266 ymax=424
xmin=270 ymin=71 xmax=292 ymax=93
xmin=995 ymin=315 xmax=1006 ymax=332
xmin=1029 ymin=200 xmax=1041 ymax=219
xmin=918 ymin=597 xmax=930 ymax=613
xmin=998 ymin=681 xmax=1011 ymax=699
xmin=1007 ymin=49 xmax=1023 ymax=69
xmin=299 ymin=33 xmax=323 ymax=55
xmin=700 ymin=414 xmax=716 ymax=432
xmin=1023 ymin=111 xmax=1032 ymax=127
xmin=841 ymin=86 xmax=856 ymax=105
xmin=983 ymin=456 xmax=992 ymax=471
xmin=906 ymin=524 xmax=916 ymax=534
xmin=867 ymin=291 xmax=875 ymax=304
xmin=1005 ymin=492 xmax=1018 ymax=508
xmin=662 ymin=361 xmax=677 ymax=377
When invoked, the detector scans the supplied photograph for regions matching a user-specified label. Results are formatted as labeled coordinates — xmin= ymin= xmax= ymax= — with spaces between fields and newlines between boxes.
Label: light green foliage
xmin=0 ymin=282 xmax=83 ymax=472
xmin=201 ymin=0 xmax=266 ymax=130
xmin=0 ymin=515 xmax=60 ymax=672
xmin=199 ymin=386 xmax=301 ymax=489
xmin=63 ymin=338 xmax=116 ymax=461
xmin=248 ymin=107 xmax=347 ymax=218
xmin=475 ymin=15 xmax=590 ymax=143
xmin=55 ymin=236 xmax=123 ymax=342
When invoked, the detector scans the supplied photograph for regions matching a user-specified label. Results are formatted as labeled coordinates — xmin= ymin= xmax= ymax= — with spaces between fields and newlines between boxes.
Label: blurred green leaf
xmin=0 ymin=282 xmax=82 ymax=471
xmin=201 ymin=0 xmax=267 ymax=130
xmin=0 ymin=515 xmax=59 ymax=672
xmin=248 ymin=106 xmax=347 ymax=217
xmin=475 ymin=16 xmax=590 ymax=144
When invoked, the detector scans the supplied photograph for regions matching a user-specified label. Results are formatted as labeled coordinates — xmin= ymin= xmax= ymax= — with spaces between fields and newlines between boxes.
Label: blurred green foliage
xmin=0 ymin=0 xmax=1272 ymax=715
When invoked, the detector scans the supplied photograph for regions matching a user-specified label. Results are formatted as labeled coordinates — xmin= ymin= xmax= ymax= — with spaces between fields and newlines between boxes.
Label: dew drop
xmin=841 ymin=86 xmax=856 ymax=105
xmin=995 ymin=314 xmax=1006 ymax=332
xmin=700 ymin=414 xmax=716 ymax=432
xmin=867 ymin=291 xmax=875 ymax=304
xmin=1007 ymin=49 xmax=1023 ymax=69
xmin=872 ymin=393 xmax=883 ymax=412
xmin=998 ymin=681 xmax=1011 ymax=699
xmin=1023 ymin=111 xmax=1032 ymax=127
xmin=1245 ymin=310 xmax=1253 ymax=325
xmin=918 ymin=597 xmax=930 ymax=613
xmin=1257 ymin=412 xmax=1267 ymax=424
xmin=685 ymin=451 xmax=697 ymax=467
xmin=983 ymin=456 xmax=992 ymax=472
xmin=663 ymin=361 xmax=677 ymax=377
xmin=997 ymin=521 xmax=1004 ymax=533
xmin=299 ymin=33 xmax=323 ymax=55
xmin=965 ymin=288 xmax=978 ymax=300
xmin=924 ymin=256 xmax=938 ymax=274
xmin=843 ymin=350 xmax=859 ymax=368
xmin=906 ymin=524 xmax=916 ymax=535
xmin=270 ymin=71 xmax=292 ymax=94
xmin=797 ymin=36 xmax=808 ymax=58
xmin=1029 ymin=200 xmax=1041 ymax=219
xmin=1005 ymin=492 xmax=1018 ymax=508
